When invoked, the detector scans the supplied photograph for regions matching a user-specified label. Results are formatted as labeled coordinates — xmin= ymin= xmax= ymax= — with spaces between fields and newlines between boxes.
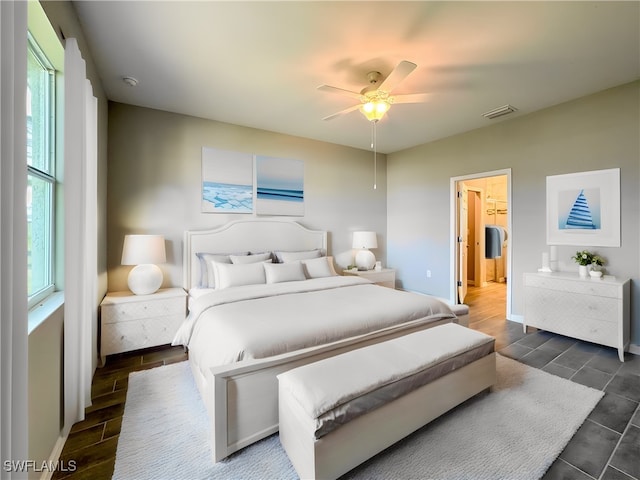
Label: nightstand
xmin=100 ymin=287 xmax=187 ymax=365
xmin=343 ymin=268 xmax=396 ymax=288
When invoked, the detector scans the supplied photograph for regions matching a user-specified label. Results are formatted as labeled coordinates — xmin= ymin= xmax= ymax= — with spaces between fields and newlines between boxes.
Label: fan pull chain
xmin=371 ymin=120 xmax=377 ymax=190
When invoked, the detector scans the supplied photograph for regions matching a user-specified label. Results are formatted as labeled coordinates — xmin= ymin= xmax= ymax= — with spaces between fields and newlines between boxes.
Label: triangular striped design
xmin=565 ymin=190 xmax=596 ymax=229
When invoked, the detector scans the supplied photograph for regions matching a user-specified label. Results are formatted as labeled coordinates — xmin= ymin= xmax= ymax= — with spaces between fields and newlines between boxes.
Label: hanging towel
xmin=485 ymin=225 xmax=506 ymax=259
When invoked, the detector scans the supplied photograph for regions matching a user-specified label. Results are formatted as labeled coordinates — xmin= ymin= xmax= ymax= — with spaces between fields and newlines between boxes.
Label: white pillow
xmin=275 ymin=249 xmax=322 ymax=263
xmin=213 ymin=261 xmax=268 ymax=289
xmin=230 ymin=252 xmax=273 ymax=264
xmin=264 ymin=262 xmax=306 ymax=284
xmin=196 ymin=252 xmax=249 ymax=288
xmin=302 ymin=256 xmax=337 ymax=279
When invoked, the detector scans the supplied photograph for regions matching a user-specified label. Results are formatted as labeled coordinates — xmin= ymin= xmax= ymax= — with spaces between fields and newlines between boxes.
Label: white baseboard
xmin=39 ymin=433 xmax=69 ymax=480
xmin=628 ymin=344 xmax=640 ymax=356
xmin=507 ymin=313 xmax=524 ymax=324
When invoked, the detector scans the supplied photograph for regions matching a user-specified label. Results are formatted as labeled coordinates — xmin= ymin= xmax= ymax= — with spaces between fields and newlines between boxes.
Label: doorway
xmin=450 ymin=169 xmax=512 ymax=320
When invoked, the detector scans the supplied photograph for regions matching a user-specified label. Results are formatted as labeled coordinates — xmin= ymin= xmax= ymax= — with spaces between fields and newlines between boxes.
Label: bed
xmin=175 ymin=219 xmax=458 ymax=462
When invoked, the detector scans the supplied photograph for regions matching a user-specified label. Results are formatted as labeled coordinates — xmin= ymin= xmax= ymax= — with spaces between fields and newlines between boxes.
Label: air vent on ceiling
xmin=482 ymin=104 xmax=518 ymax=120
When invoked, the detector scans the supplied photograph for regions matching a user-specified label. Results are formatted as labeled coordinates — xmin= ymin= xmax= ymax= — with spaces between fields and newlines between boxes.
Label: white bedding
xmin=173 ymin=276 xmax=456 ymax=377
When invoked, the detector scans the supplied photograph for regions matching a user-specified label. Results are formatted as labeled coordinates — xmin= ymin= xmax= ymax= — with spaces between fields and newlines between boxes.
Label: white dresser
xmin=100 ymin=287 xmax=187 ymax=364
xmin=523 ymin=272 xmax=630 ymax=361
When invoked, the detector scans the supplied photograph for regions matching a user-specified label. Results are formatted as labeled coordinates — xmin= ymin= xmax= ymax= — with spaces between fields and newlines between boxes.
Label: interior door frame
xmin=449 ymin=168 xmax=513 ymax=319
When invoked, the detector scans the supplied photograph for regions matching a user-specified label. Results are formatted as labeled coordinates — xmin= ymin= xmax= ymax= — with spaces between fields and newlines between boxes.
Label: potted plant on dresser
xmin=571 ymin=250 xmax=606 ymax=278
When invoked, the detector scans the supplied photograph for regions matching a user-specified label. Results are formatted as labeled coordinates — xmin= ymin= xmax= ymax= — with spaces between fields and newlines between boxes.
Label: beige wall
xmin=28 ymin=305 xmax=63 ymax=480
xmin=107 ymin=102 xmax=387 ymax=292
xmin=387 ymin=81 xmax=640 ymax=344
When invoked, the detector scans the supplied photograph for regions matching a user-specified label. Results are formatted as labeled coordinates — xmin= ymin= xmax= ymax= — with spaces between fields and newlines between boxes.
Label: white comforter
xmin=173 ymin=276 xmax=456 ymax=376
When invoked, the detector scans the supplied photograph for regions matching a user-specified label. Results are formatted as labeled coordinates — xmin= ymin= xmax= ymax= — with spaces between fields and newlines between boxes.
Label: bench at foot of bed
xmin=277 ymin=323 xmax=496 ymax=480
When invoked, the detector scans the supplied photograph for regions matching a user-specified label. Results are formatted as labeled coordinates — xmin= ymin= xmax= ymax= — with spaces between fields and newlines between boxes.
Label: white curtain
xmin=0 ymin=1 xmax=29 ymax=476
xmin=63 ymin=38 xmax=98 ymax=430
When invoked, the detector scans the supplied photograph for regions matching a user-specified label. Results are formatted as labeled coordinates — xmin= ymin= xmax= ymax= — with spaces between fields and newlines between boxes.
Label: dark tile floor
xmin=466 ymin=282 xmax=640 ymax=480
xmin=499 ymin=327 xmax=640 ymax=480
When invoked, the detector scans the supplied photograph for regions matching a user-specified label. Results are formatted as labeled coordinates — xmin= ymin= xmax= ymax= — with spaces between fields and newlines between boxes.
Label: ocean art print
xmin=546 ymin=168 xmax=620 ymax=247
xmin=201 ymin=147 xmax=253 ymax=213
xmin=255 ymin=155 xmax=304 ymax=216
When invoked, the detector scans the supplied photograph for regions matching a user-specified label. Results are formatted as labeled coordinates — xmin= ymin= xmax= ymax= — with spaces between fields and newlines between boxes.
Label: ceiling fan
xmin=318 ymin=60 xmax=430 ymax=122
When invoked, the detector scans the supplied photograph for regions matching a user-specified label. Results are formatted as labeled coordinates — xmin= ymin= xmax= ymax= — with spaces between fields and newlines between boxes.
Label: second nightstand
xmin=343 ymin=268 xmax=396 ymax=288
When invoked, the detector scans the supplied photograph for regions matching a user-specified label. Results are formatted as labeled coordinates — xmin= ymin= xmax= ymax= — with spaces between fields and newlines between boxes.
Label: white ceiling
xmin=73 ymin=1 xmax=639 ymax=154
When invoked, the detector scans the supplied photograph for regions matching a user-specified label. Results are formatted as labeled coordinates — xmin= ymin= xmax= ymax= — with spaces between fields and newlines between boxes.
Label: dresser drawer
xmin=102 ymin=314 xmax=183 ymax=356
xmin=102 ymin=296 xmax=185 ymax=324
xmin=524 ymin=274 xmax=620 ymax=298
xmin=525 ymin=287 xmax=619 ymax=324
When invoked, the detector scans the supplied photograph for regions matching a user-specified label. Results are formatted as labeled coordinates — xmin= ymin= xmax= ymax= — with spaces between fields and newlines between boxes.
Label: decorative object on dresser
xmin=343 ymin=267 xmax=396 ymax=288
xmin=352 ymin=231 xmax=378 ymax=270
xmin=571 ymin=250 xmax=606 ymax=278
xmin=100 ymin=287 xmax=186 ymax=365
xmin=121 ymin=234 xmax=167 ymax=295
xmin=523 ymin=272 xmax=629 ymax=361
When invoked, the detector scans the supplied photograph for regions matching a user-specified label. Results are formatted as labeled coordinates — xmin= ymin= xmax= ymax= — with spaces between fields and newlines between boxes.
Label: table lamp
xmin=352 ymin=231 xmax=378 ymax=271
xmin=121 ymin=234 xmax=166 ymax=295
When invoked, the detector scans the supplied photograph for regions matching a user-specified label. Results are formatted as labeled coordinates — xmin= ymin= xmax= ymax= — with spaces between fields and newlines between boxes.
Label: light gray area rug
xmin=113 ymin=355 xmax=603 ymax=480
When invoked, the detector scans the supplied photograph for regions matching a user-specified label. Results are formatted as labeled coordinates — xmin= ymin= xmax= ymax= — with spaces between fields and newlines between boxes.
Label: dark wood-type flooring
xmin=52 ymin=282 xmax=639 ymax=480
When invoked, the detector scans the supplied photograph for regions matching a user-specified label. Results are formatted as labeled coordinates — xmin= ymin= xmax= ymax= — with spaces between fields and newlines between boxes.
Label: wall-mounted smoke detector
xmin=482 ymin=104 xmax=517 ymax=120
xmin=122 ymin=76 xmax=139 ymax=87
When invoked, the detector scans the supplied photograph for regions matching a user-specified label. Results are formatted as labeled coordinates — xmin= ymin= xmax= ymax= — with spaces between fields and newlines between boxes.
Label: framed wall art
xmin=546 ymin=168 xmax=620 ymax=247
xmin=201 ymin=147 xmax=253 ymax=213
xmin=255 ymin=155 xmax=304 ymax=216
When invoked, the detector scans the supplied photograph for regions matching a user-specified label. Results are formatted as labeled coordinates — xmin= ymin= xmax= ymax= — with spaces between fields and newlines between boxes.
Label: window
xmin=27 ymin=33 xmax=56 ymax=307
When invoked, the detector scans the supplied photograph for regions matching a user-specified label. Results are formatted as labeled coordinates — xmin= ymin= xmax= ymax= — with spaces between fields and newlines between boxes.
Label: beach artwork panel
xmin=202 ymin=147 xmax=253 ymax=213
xmin=546 ymin=168 xmax=620 ymax=246
xmin=256 ymin=156 xmax=304 ymax=216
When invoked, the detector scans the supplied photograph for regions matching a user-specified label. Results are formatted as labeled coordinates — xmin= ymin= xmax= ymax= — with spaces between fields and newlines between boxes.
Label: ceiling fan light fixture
xmin=360 ymin=99 xmax=390 ymax=122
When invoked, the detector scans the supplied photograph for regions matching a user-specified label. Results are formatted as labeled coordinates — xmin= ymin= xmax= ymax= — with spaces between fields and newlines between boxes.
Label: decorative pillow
xmin=196 ymin=252 xmax=249 ymax=288
xmin=264 ymin=262 xmax=307 ymax=284
xmin=230 ymin=252 xmax=273 ymax=264
xmin=275 ymin=249 xmax=322 ymax=263
xmin=302 ymin=256 xmax=337 ymax=279
xmin=212 ymin=261 xmax=269 ymax=289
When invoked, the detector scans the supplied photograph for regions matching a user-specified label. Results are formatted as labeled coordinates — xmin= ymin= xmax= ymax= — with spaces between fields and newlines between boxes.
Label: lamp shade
xmin=352 ymin=231 xmax=378 ymax=250
xmin=121 ymin=235 xmax=166 ymax=295
xmin=121 ymin=235 xmax=166 ymax=265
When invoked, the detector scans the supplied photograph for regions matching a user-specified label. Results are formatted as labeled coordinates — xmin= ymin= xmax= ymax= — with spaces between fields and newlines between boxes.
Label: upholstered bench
xmin=277 ymin=323 xmax=495 ymax=480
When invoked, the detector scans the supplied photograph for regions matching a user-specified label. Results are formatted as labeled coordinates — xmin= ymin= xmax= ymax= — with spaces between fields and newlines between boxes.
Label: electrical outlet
xmin=427 ymin=270 xmax=432 ymax=278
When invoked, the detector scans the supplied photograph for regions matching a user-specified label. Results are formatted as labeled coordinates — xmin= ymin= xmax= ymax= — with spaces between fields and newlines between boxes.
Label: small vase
xmin=578 ymin=265 xmax=589 ymax=278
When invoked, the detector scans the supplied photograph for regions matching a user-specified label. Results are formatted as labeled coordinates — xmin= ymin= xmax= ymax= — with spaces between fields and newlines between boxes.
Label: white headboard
xmin=183 ymin=219 xmax=328 ymax=290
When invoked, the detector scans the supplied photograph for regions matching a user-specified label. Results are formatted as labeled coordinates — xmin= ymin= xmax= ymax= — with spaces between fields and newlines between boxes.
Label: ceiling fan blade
xmin=392 ymin=93 xmax=431 ymax=104
xmin=322 ymin=104 xmax=362 ymax=121
xmin=317 ymin=84 xmax=363 ymax=101
xmin=378 ymin=60 xmax=417 ymax=93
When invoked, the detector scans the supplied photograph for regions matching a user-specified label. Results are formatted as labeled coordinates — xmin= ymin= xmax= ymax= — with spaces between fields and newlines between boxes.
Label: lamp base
xmin=355 ymin=249 xmax=376 ymax=271
xmin=128 ymin=264 xmax=163 ymax=295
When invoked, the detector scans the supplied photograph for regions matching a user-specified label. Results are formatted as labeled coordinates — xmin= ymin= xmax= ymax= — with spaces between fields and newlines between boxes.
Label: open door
xmin=457 ymin=182 xmax=468 ymax=303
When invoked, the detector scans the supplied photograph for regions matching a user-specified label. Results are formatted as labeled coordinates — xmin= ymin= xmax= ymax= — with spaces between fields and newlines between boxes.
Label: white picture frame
xmin=546 ymin=168 xmax=620 ymax=247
